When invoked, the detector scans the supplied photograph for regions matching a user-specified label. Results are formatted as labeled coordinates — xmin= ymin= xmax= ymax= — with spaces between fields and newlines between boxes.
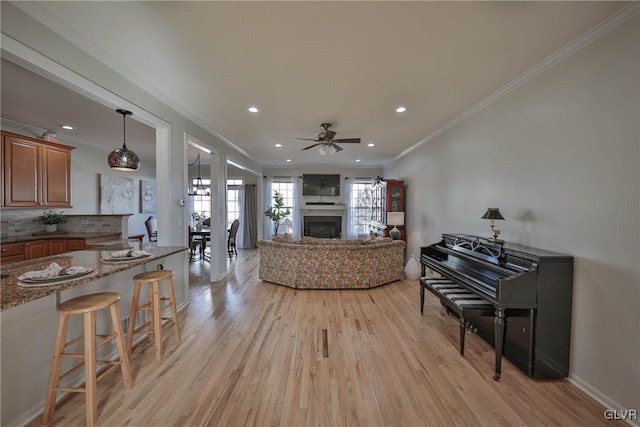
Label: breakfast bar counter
xmin=1 ymin=242 xmax=189 ymax=426
xmin=0 ymin=242 xmax=187 ymax=311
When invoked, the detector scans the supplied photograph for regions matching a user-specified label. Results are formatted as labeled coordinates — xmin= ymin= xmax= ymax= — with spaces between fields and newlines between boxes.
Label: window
xmin=191 ymin=178 xmax=211 ymax=222
xmin=349 ymin=180 xmax=373 ymax=237
xmin=270 ymin=180 xmax=295 ymax=235
xmin=227 ymin=178 xmax=243 ymax=230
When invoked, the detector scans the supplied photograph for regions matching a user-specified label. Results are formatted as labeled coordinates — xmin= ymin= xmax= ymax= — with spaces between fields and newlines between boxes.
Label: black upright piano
xmin=420 ymin=233 xmax=574 ymax=379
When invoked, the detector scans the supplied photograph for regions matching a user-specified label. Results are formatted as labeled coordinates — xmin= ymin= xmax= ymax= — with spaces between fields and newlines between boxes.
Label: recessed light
xmin=248 ymin=106 xmax=259 ymax=113
xmin=286 ymin=159 xmax=292 ymax=162
xmin=395 ymin=106 xmax=407 ymax=113
xmin=355 ymin=159 xmax=361 ymax=162
xmin=274 ymin=143 xmax=282 ymax=148
xmin=60 ymin=125 xmax=74 ymax=130
xmin=367 ymin=143 xmax=375 ymax=147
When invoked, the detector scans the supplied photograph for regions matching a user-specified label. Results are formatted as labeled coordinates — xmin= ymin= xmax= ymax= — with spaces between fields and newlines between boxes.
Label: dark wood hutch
xmin=370 ymin=178 xmax=405 ymax=240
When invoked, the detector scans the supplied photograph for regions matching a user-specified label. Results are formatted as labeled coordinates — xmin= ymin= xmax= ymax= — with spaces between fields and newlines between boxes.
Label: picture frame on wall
xmin=100 ymin=174 xmax=134 ymax=214
xmin=140 ymin=180 xmax=157 ymax=213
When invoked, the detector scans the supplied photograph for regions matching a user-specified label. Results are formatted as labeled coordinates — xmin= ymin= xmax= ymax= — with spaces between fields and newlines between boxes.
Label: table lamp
xmin=481 ymin=208 xmax=505 ymax=243
xmin=387 ymin=212 xmax=405 ymax=240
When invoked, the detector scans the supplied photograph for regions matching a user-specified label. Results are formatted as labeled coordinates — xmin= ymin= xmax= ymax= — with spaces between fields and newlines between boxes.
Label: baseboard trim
xmin=568 ymin=373 xmax=640 ymax=427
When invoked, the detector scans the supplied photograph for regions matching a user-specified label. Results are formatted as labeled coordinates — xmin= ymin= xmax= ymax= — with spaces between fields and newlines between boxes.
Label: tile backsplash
xmin=1 ymin=211 xmax=125 ymax=237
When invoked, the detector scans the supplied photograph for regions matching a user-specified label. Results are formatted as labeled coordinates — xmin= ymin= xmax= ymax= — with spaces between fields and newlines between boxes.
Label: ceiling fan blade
xmin=294 ymin=137 xmax=319 ymax=142
xmin=333 ymin=138 xmax=361 ymax=144
xmin=324 ymin=130 xmax=336 ymax=140
xmin=331 ymin=143 xmax=343 ymax=152
xmin=302 ymin=143 xmax=321 ymax=150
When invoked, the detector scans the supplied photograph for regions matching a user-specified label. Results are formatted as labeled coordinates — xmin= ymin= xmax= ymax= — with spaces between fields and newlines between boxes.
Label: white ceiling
xmin=1 ymin=1 xmax=628 ymax=168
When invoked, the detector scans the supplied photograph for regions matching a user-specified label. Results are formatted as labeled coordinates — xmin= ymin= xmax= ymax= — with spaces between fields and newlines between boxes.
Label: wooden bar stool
xmin=42 ymin=292 xmax=133 ymax=427
xmin=127 ymin=270 xmax=180 ymax=361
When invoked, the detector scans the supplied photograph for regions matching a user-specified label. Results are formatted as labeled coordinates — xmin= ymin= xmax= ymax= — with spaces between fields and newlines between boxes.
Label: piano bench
xmin=420 ymin=277 xmax=495 ymax=356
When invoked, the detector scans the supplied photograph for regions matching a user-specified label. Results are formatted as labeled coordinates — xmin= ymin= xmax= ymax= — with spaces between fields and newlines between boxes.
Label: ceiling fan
xmin=294 ymin=123 xmax=360 ymax=154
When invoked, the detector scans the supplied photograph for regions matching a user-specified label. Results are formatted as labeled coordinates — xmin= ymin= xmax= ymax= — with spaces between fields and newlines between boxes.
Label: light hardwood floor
xmin=32 ymin=249 xmax=616 ymax=426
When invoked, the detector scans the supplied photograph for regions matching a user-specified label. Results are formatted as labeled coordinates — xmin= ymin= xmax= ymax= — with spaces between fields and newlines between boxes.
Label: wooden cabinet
xmin=385 ymin=180 xmax=405 ymax=214
xmin=50 ymin=240 xmax=67 ymax=255
xmin=384 ymin=179 xmax=405 ymax=240
xmin=369 ymin=178 xmax=406 ymax=240
xmin=2 ymin=131 xmax=73 ymax=208
xmin=24 ymin=240 xmax=51 ymax=260
xmin=0 ymin=238 xmax=92 ymax=265
xmin=1 ymin=242 xmax=25 ymax=264
xmin=65 ymin=239 xmax=86 ymax=251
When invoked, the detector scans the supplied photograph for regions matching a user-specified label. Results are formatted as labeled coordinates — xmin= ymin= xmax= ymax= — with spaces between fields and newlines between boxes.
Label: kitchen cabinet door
xmin=50 ymin=240 xmax=67 ymax=255
xmin=25 ymin=240 xmax=50 ymax=260
xmin=3 ymin=136 xmax=41 ymax=207
xmin=1 ymin=242 xmax=25 ymax=264
xmin=2 ymin=132 xmax=73 ymax=208
xmin=42 ymin=145 xmax=72 ymax=207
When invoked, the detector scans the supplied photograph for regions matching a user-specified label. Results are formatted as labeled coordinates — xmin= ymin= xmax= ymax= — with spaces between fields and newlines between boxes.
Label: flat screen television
xmin=302 ymin=174 xmax=340 ymax=196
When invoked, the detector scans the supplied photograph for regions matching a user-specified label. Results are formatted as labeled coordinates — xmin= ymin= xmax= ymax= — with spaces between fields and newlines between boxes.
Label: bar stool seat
xmin=43 ymin=292 xmax=133 ymax=427
xmin=127 ymin=269 xmax=181 ymax=361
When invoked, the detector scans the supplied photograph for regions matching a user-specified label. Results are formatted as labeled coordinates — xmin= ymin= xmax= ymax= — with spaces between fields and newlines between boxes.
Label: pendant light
xmin=108 ymin=109 xmax=140 ymax=171
xmin=188 ymin=153 xmax=210 ymax=196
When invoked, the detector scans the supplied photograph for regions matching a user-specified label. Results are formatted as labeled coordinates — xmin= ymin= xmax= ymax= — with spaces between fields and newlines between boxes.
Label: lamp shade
xmin=108 ymin=109 xmax=140 ymax=171
xmin=387 ymin=211 xmax=405 ymax=226
xmin=481 ymin=208 xmax=504 ymax=220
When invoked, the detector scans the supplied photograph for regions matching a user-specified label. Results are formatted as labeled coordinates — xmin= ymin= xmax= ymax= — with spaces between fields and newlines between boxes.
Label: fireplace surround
xmin=303 ymin=216 xmax=341 ymax=239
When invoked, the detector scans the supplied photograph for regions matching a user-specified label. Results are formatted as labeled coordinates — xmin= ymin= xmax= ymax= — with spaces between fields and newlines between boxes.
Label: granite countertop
xmin=1 ymin=232 xmax=122 ymax=244
xmin=0 ymin=243 xmax=187 ymax=311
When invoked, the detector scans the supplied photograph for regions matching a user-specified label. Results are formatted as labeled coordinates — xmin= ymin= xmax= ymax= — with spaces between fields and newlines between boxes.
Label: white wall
xmin=386 ymin=16 xmax=639 ymax=413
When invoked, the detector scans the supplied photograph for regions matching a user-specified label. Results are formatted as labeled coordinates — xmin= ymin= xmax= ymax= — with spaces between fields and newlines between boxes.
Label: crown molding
xmin=393 ymin=2 xmax=640 ymax=163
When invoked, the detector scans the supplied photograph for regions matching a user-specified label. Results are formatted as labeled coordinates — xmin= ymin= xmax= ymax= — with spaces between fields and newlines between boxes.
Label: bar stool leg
xmin=127 ymin=281 xmax=141 ymax=355
xmin=109 ymin=302 xmax=133 ymax=389
xmin=84 ymin=310 xmax=98 ymax=427
xmin=152 ymin=281 xmax=163 ymax=361
xmin=167 ymin=276 xmax=181 ymax=343
xmin=42 ymin=313 xmax=70 ymax=424
xmin=130 ymin=271 xmax=181 ymax=361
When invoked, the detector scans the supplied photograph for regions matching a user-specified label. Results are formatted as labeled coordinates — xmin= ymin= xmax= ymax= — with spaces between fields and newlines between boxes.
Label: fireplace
xmin=304 ymin=216 xmax=342 ymax=239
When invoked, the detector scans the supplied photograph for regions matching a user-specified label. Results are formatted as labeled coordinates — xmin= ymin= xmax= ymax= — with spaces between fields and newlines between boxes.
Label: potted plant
xmin=264 ymin=191 xmax=291 ymax=236
xmin=39 ymin=210 xmax=66 ymax=232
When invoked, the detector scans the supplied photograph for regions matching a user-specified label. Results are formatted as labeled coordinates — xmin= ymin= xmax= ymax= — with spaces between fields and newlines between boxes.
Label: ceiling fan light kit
xmin=295 ymin=123 xmax=360 ymax=155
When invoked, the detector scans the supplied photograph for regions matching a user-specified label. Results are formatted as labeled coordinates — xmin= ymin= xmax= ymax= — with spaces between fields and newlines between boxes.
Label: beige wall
xmin=386 ymin=16 xmax=639 ymax=412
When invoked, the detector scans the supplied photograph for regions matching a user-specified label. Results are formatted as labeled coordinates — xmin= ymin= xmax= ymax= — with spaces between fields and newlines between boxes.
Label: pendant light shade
xmin=108 ymin=109 xmax=140 ymax=171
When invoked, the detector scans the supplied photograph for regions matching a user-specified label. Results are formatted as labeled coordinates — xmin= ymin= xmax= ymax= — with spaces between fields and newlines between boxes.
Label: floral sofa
xmin=257 ymin=236 xmax=407 ymax=289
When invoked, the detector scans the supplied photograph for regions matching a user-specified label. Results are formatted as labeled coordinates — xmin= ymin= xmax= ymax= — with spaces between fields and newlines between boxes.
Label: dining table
xmin=190 ymin=228 xmax=211 ymax=259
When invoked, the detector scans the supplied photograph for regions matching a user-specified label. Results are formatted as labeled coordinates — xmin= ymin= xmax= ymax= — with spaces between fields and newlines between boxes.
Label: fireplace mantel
xmin=302 ymin=204 xmax=345 ymax=211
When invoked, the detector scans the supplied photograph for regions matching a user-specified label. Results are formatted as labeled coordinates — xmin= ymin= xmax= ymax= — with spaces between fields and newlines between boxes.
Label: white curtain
xmin=345 ymin=178 xmax=359 ymax=239
xmin=236 ymin=184 xmax=245 ymax=247
xmin=262 ymin=176 xmax=274 ymax=239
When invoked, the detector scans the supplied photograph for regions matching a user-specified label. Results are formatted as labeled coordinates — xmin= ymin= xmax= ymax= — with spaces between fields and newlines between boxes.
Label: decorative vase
xmin=404 ymin=255 xmax=421 ymax=280
xmin=45 ymin=224 xmax=58 ymax=233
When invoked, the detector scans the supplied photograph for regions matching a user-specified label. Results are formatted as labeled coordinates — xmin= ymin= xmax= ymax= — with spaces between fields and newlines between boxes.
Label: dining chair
xmin=187 ymin=226 xmax=202 ymax=261
xmin=145 ymin=216 xmax=157 ymax=242
xmin=201 ymin=217 xmax=211 ymax=249
xmin=227 ymin=219 xmax=240 ymax=257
